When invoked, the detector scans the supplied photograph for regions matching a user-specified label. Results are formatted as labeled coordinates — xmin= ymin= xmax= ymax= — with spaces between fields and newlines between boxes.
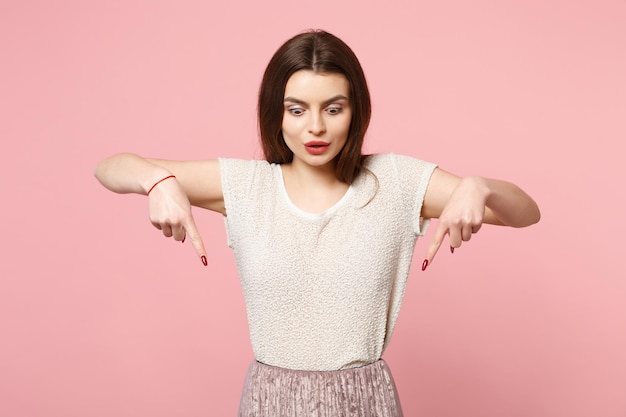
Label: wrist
xmin=462 ymin=176 xmax=492 ymax=201
xmin=141 ymin=168 xmax=173 ymax=195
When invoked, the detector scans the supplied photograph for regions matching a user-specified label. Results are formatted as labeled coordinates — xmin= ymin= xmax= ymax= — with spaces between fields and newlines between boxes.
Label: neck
xmin=284 ymin=159 xmax=344 ymax=188
xmin=280 ymin=159 xmax=350 ymax=214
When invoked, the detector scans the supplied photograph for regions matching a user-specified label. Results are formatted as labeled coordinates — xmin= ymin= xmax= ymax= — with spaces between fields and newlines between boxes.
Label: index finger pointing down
xmin=184 ymin=217 xmax=208 ymax=266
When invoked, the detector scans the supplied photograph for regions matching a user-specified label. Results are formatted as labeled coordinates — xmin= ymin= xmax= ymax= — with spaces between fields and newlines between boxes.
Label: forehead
xmin=284 ymin=70 xmax=350 ymax=99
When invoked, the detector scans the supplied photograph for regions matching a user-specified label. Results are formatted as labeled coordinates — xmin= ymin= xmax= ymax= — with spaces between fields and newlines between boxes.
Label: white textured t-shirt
xmin=219 ymin=153 xmax=437 ymax=371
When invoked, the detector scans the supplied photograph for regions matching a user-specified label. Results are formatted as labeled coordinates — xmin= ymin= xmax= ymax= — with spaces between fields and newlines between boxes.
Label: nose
xmin=308 ymin=113 xmax=326 ymax=136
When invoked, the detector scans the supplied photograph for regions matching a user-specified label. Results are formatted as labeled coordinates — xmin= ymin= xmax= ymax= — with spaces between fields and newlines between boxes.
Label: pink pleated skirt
xmin=238 ymin=360 xmax=403 ymax=417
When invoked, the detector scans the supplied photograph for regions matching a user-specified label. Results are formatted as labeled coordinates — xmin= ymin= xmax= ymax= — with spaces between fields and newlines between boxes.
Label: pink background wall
xmin=1 ymin=0 xmax=625 ymax=416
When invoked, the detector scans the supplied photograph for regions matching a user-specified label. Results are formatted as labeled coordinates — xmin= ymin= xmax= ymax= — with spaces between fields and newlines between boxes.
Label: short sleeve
xmin=219 ymin=158 xmax=255 ymax=247
xmin=218 ymin=158 xmax=274 ymax=248
xmin=391 ymin=154 xmax=437 ymax=236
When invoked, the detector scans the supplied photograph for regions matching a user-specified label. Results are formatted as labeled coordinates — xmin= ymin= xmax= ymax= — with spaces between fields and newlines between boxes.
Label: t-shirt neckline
xmin=275 ymin=164 xmax=354 ymax=220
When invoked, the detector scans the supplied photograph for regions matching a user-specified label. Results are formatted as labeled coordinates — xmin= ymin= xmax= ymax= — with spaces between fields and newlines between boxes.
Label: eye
xmin=287 ymin=106 xmax=305 ymax=116
xmin=326 ymin=106 xmax=342 ymax=115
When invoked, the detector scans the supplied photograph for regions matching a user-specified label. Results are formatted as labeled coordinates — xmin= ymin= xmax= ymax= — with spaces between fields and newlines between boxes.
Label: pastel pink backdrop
xmin=1 ymin=0 xmax=625 ymax=416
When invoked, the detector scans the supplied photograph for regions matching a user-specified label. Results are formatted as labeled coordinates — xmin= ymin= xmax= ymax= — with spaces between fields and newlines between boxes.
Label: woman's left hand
xmin=420 ymin=167 xmax=540 ymax=271
xmin=423 ymin=176 xmax=490 ymax=268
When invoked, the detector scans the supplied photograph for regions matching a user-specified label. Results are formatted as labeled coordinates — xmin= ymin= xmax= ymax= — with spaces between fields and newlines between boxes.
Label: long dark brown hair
xmin=258 ymin=30 xmax=371 ymax=184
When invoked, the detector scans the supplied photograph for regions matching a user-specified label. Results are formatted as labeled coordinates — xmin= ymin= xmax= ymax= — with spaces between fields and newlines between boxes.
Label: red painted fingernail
xmin=182 ymin=235 xmax=186 ymax=243
xmin=422 ymin=259 xmax=429 ymax=271
xmin=201 ymin=256 xmax=207 ymax=266
xmin=450 ymin=246 xmax=454 ymax=254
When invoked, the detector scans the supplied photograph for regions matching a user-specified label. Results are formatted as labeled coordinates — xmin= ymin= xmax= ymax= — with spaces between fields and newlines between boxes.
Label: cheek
xmin=280 ymin=122 xmax=292 ymax=139
xmin=280 ymin=117 xmax=292 ymax=137
xmin=336 ymin=116 xmax=352 ymax=136
xmin=344 ymin=118 xmax=352 ymax=133
xmin=281 ymin=117 xmax=305 ymax=137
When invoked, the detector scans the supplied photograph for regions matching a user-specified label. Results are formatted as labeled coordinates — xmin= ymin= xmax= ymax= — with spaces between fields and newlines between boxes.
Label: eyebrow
xmin=283 ymin=94 xmax=349 ymax=106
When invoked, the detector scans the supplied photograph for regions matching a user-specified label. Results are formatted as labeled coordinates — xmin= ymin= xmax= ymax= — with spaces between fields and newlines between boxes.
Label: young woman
xmin=95 ymin=30 xmax=540 ymax=417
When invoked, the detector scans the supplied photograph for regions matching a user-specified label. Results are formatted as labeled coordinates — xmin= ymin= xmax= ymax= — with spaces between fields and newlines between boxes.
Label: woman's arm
xmin=94 ymin=153 xmax=225 ymax=265
xmin=94 ymin=153 xmax=224 ymax=212
xmin=421 ymin=167 xmax=540 ymax=269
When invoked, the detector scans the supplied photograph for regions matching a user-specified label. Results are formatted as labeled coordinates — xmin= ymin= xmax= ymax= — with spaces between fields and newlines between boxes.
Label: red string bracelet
xmin=147 ymin=175 xmax=176 ymax=195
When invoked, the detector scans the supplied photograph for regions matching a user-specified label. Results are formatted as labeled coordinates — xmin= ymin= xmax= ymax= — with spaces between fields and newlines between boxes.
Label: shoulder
xmin=219 ymin=158 xmax=275 ymax=181
xmin=363 ymin=153 xmax=437 ymax=177
xmin=219 ymin=158 xmax=277 ymax=198
xmin=218 ymin=158 xmax=272 ymax=170
xmin=361 ymin=154 xmax=438 ymax=206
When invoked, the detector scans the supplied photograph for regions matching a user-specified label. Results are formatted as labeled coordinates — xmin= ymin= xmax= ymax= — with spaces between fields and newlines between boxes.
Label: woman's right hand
xmin=147 ymin=175 xmax=208 ymax=266
xmin=95 ymin=153 xmax=222 ymax=267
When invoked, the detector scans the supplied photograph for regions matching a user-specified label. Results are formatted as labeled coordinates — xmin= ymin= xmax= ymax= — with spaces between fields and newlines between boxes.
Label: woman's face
xmin=281 ymin=70 xmax=352 ymax=171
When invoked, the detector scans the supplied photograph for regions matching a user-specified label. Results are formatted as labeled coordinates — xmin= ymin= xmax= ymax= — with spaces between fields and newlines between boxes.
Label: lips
xmin=304 ymin=141 xmax=330 ymax=155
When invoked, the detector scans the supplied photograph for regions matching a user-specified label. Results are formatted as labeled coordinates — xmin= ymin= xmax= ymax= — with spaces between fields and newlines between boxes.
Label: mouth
xmin=304 ymin=141 xmax=330 ymax=155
